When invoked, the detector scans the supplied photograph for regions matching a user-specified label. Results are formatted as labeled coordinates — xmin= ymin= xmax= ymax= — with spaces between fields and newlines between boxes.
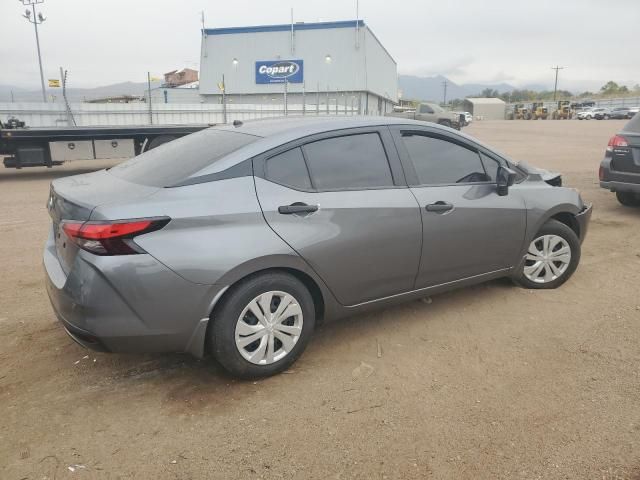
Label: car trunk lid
xmin=48 ymin=169 xmax=160 ymax=273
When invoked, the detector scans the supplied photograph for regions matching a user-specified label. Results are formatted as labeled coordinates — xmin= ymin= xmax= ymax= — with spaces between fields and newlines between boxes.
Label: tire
xmin=514 ymin=219 xmax=581 ymax=290
xmin=210 ymin=272 xmax=316 ymax=379
xmin=616 ymin=191 xmax=640 ymax=207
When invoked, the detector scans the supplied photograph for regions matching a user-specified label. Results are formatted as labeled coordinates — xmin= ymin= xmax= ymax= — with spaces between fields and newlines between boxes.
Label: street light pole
xmin=20 ymin=0 xmax=47 ymax=103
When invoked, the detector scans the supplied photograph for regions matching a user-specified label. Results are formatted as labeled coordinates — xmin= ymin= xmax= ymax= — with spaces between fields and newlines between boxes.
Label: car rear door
xmin=254 ymin=127 xmax=422 ymax=306
xmin=390 ymin=126 xmax=527 ymax=288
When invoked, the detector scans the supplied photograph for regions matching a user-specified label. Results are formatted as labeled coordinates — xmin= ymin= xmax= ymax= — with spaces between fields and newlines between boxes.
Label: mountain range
xmin=398 ymin=75 xmax=548 ymax=102
xmin=0 ymin=76 xmax=550 ymax=103
xmin=0 ymin=81 xmax=162 ymax=103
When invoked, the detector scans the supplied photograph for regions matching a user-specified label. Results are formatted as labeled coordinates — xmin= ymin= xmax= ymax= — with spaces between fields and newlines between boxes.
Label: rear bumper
xmin=600 ymin=180 xmax=640 ymax=194
xmin=43 ymin=228 xmax=223 ymax=357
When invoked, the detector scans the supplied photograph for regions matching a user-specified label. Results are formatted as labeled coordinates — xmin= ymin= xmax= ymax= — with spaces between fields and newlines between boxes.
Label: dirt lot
xmin=1 ymin=120 xmax=639 ymax=479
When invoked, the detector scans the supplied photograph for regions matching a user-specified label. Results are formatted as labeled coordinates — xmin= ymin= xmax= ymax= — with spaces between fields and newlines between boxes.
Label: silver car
xmin=44 ymin=117 xmax=592 ymax=378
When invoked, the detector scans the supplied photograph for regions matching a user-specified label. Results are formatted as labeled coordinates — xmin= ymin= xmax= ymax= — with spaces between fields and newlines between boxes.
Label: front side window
xmin=302 ymin=133 xmax=394 ymax=190
xmin=479 ymin=152 xmax=501 ymax=181
xmin=401 ymin=133 xmax=489 ymax=185
xmin=420 ymin=105 xmax=434 ymax=114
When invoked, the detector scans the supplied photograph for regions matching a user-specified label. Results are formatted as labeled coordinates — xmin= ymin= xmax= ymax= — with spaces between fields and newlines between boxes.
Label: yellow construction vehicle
xmin=551 ymin=100 xmax=573 ymax=120
xmin=530 ymin=102 xmax=549 ymax=120
xmin=509 ymin=104 xmax=529 ymax=120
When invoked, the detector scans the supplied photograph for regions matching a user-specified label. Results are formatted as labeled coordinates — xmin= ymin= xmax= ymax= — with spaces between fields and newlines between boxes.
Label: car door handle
xmin=425 ymin=201 xmax=454 ymax=213
xmin=278 ymin=203 xmax=319 ymax=215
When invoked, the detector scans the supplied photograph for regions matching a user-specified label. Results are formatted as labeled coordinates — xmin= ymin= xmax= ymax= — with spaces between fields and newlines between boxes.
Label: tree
xmin=599 ymin=81 xmax=631 ymax=96
xmin=479 ymin=88 xmax=499 ymax=98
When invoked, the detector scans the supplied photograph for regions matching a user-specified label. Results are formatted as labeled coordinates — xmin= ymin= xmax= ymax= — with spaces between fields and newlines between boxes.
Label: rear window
xmin=109 ymin=128 xmax=258 ymax=187
xmin=624 ymin=113 xmax=640 ymax=133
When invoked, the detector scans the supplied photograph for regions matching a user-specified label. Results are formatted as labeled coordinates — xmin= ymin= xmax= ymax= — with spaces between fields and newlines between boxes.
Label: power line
xmin=551 ymin=66 xmax=565 ymax=101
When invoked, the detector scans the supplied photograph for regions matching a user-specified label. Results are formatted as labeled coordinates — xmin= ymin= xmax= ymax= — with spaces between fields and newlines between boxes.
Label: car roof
xmin=210 ymin=115 xmax=433 ymax=138
xmin=192 ymin=116 xmax=463 ymax=176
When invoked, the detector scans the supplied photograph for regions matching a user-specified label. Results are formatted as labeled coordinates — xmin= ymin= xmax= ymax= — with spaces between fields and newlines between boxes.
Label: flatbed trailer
xmin=0 ymin=123 xmax=212 ymax=168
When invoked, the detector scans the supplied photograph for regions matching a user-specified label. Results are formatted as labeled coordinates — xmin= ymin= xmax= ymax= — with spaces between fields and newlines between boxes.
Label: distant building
xmin=164 ymin=68 xmax=199 ymax=87
xmin=463 ymin=98 xmax=506 ymax=120
xmin=198 ymin=20 xmax=397 ymax=114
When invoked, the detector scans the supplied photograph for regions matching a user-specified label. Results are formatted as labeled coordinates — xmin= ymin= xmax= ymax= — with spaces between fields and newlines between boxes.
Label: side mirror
xmin=496 ymin=166 xmax=517 ymax=196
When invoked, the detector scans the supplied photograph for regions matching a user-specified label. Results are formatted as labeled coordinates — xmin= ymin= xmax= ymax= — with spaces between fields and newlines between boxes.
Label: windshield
xmin=109 ymin=128 xmax=258 ymax=187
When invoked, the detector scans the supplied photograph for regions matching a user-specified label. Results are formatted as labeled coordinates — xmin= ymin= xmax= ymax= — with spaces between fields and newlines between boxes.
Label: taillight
xmin=606 ymin=135 xmax=629 ymax=152
xmin=62 ymin=218 xmax=169 ymax=255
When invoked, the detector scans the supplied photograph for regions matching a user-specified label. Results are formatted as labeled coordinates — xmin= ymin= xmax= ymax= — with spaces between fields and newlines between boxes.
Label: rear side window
xmin=265 ymin=148 xmax=312 ymax=189
xmin=109 ymin=129 xmax=257 ymax=187
xmin=401 ymin=133 xmax=488 ymax=185
xmin=302 ymin=133 xmax=394 ymax=190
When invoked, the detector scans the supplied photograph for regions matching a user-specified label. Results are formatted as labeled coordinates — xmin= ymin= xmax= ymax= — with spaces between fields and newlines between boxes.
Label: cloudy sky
xmin=1 ymin=0 xmax=638 ymax=92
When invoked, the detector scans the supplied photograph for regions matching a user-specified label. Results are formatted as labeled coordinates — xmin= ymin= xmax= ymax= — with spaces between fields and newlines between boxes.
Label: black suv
xmin=600 ymin=114 xmax=640 ymax=206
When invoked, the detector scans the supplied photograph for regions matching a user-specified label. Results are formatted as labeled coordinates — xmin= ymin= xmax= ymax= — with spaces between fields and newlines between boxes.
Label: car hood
xmin=517 ymin=161 xmax=563 ymax=186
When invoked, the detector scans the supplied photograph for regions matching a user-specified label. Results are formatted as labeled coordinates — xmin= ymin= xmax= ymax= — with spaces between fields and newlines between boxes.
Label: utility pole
xmin=442 ymin=79 xmax=448 ymax=106
xmin=284 ymin=78 xmax=288 ymax=116
xmin=551 ymin=66 xmax=565 ymax=101
xmin=147 ymin=71 xmax=153 ymax=124
xmin=20 ymin=0 xmax=47 ymax=103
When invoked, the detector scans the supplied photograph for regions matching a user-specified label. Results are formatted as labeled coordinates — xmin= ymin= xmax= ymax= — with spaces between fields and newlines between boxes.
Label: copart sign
xmin=255 ymin=60 xmax=304 ymax=84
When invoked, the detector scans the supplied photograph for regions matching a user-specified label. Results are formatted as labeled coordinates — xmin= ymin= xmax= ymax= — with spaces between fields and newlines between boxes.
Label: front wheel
xmin=514 ymin=219 xmax=581 ymax=289
xmin=210 ymin=272 xmax=315 ymax=378
xmin=616 ymin=191 xmax=640 ymax=207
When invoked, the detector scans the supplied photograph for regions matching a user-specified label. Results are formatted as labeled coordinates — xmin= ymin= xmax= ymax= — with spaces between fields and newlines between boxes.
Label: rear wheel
xmin=210 ymin=272 xmax=315 ymax=378
xmin=514 ymin=220 xmax=580 ymax=289
xmin=616 ymin=191 xmax=640 ymax=207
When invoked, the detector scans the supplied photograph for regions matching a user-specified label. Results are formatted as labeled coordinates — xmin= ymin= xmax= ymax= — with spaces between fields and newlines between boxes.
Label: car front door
xmin=390 ymin=126 xmax=527 ymax=288
xmin=254 ymin=128 xmax=422 ymax=306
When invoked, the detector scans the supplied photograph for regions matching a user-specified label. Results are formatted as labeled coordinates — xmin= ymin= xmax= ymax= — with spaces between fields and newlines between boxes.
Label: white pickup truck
xmin=386 ymin=102 xmax=464 ymax=129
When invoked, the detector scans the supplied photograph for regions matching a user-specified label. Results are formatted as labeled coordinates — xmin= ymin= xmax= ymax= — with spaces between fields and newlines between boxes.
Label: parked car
xmin=593 ymin=107 xmax=612 ymax=120
xmin=387 ymin=102 xmax=464 ymax=129
xmin=577 ymin=108 xmax=596 ymax=120
xmin=599 ymin=113 xmax=640 ymax=206
xmin=45 ymin=117 xmax=592 ymax=378
xmin=628 ymin=106 xmax=640 ymax=118
xmin=462 ymin=111 xmax=473 ymax=125
xmin=610 ymin=107 xmax=632 ymax=119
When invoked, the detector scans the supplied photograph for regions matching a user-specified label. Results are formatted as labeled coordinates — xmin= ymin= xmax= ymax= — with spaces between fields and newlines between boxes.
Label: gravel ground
xmin=0 ymin=119 xmax=639 ymax=479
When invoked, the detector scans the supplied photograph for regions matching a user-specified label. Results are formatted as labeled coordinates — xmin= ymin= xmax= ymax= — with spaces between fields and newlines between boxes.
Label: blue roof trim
xmin=204 ymin=20 xmax=364 ymax=35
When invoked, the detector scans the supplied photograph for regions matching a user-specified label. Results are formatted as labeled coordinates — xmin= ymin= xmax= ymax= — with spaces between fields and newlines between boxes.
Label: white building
xmin=196 ymin=20 xmax=398 ymax=115
xmin=463 ymin=98 xmax=507 ymax=120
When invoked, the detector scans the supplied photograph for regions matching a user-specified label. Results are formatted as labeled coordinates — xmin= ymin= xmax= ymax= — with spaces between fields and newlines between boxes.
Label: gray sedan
xmin=44 ymin=117 xmax=592 ymax=378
